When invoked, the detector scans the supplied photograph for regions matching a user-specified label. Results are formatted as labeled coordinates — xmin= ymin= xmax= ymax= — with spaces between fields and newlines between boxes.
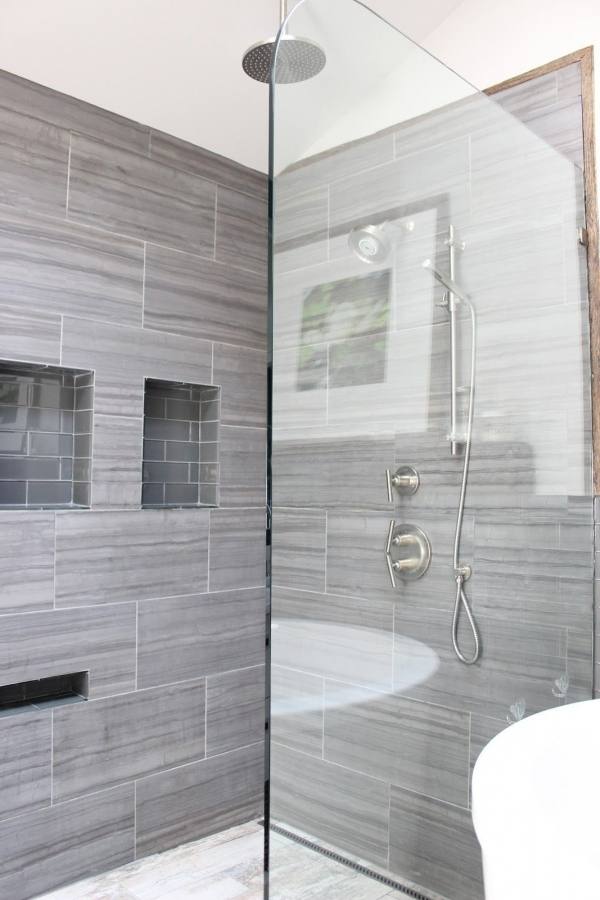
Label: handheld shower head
xmin=422 ymin=259 xmax=470 ymax=304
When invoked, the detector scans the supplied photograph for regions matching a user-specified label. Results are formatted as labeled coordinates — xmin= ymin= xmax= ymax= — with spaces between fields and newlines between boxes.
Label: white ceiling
xmin=0 ymin=0 xmax=466 ymax=172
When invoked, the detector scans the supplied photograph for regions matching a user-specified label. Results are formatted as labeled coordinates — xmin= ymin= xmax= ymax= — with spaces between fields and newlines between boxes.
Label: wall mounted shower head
xmin=348 ymin=223 xmax=391 ymax=264
xmin=242 ymin=1 xmax=326 ymax=84
xmin=422 ymin=258 xmax=470 ymax=303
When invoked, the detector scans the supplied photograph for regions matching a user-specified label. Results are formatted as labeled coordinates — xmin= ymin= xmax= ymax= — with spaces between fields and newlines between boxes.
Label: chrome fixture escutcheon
xmin=385 ymin=521 xmax=432 ymax=588
xmin=386 ymin=465 xmax=420 ymax=501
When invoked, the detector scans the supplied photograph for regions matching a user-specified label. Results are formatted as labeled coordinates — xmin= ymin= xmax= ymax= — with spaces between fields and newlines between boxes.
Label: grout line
xmin=65 ymin=133 xmax=72 ymax=217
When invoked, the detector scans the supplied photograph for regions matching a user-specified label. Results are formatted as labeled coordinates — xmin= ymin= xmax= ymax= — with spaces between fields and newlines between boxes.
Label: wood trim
xmin=487 ymin=49 xmax=600 ymax=493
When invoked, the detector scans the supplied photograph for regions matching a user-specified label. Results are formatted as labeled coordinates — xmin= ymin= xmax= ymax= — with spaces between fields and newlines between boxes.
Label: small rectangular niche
xmin=0 ymin=671 xmax=89 ymax=716
xmin=0 ymin=362 xmax=94 ymax=509
xmin=142 ymin=378 xmax=220 ymax=508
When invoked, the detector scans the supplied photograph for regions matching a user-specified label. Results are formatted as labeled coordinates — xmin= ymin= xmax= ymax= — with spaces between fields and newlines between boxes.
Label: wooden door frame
xmin=486 ymin=48 xmax=599 ymax=492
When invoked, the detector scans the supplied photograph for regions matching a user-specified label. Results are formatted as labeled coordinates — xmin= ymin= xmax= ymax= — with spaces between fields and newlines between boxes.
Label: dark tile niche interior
xmin=142 ymin=378 xmax=220 ymax=508
xmin=0 ymin=362 xmax=93 ymax=508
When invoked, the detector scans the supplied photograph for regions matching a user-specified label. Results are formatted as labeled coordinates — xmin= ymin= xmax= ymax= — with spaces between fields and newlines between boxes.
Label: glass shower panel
xmin=267 ymin=2 xmax=593 ymax=899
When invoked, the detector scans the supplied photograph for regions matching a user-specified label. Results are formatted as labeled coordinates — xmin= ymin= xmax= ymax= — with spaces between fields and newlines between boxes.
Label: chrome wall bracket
xmin=385 ymin=521 xmax=432 ymax=588
xmin=386 ymin=466 xmax=420 ymax=501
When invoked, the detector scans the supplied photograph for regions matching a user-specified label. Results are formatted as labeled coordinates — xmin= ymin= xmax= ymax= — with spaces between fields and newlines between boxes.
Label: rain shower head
xmin=348 ymin=223 xmax=391 ymax=264
xmin=422 ymin=258 xmax=470 ymax=303
xmin=242 ymin=2 xmax=326 ymax=84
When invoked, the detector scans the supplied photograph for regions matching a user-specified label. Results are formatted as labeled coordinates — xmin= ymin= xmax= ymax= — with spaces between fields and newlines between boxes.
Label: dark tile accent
xmin=0 ymin=784 xmax=134 ymax=900
xmin=0 ymin=603 xmax=136 ymax=699
xmin=215 ymin=186 xmax=267 ymax=274
xmin=135 ymin=743 xmax=263 ymax=857
xmin=209 ymin=508 xmax=265 ymax=591
xmin=0 ymin=711 xmax=51 ymax=821
xmin=69 ymin=135 xmax=216 ymax=254
xmin=55 ymin=508 xmax=209 ymax=606
xmin=53 ymin=680 xmax=206 ymax=802
xmin=138 ymin=587 xmax=265 ymax=689
xmin=144 ymin=243 xmax=267 ymax=349
xmin=206 ymin=665 xmax=265 ymax=757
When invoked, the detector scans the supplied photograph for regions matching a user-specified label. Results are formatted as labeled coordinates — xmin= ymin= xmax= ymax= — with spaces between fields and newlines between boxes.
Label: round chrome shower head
xmin=242 ymin=33 xmax=326 ymax=84
xmin=348 ymin=223 xmax=391 ymax=264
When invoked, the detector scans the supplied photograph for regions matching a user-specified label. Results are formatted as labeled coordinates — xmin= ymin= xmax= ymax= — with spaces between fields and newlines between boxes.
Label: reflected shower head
xmin=422 ymin=258 xmax=470 ymax=303
xmin=242 ymin=33 xmax=326 ymax=84
xmin=348 ymin=223 xmax=391 ymax=264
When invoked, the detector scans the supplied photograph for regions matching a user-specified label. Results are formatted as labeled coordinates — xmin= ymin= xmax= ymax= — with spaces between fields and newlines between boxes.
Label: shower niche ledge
xmin=0 ymin=361 xmax=93 ymax=509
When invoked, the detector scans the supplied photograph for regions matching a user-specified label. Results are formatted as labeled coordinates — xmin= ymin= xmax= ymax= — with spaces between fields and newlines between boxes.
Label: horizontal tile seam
xmin=133 ymin=738 xmax=264 ymax=787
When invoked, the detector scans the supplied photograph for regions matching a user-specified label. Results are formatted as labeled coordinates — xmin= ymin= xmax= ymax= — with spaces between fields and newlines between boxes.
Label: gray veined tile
xmin=0 ymin=105 xmax=69 ymax=218
xmin=209 ymin=508 xmax=265 ymax=592
xmin=389 ymin=785 xmax=483 ymax=900
xmin=68 ymin=134 xmax=216 ymax=254
xmin=144 ymin=243 xmax=267 ymax=350
xmin=0 ymin=510 xmax=54 ymax=613
xmin=0 ymin=603 xmax=136 ymax=699
xmin=271 ymin=508 xmax=327 ymax=593
xmin=135 ymin=742 xmax=263 ymax=857
xmin=274 ymin=185 xmax=329 ymax=274
xmin=0 ymin=68 xmax=149 ymax=153
xmin=53 ymin=680 xmax=206 ymax=802
xmin=0 ymin=784 xmax=134 ymax=900
xmin=55 ymin=508 xmax=209 ymax=606
xmin=0 ymin=205 xmax=144 ymax=327
xmin=212 ymin=343 xmax=267 ymax=425
xmin=219 ymin=426 xmax=266 ymax=508
xmin=149 ymin=129 xmax=267 ymax=199
xmin=272 ymin=587 xmax=393 ymax=692
xmin=324 ymin=682 xmax=470 ymax=807
xmin=215 ymin=185 xmax=267 ymax=274
xmin=271 ymin=665 xmax=324 ymax=758
xmin=137 ymin=587 xmax=265 ymax=689
xmin=270 ymin=743 xmax=389 ymax=868
xmin=0 ymin=710 xmax=51 ymax=822
xmin=0 ymin=306 xmax=61 ymax=365
xmin=91 ymin=414 xmax=143 ymax=509
xmin=206 ymin=665 xmax=265 ymax=757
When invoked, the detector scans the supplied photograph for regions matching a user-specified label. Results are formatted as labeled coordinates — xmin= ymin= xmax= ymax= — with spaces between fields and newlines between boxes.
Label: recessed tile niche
xmin=142 ymin=379 xmax=220 ymax=508
xmin=0 ymin=362 xmax=93 ymax=508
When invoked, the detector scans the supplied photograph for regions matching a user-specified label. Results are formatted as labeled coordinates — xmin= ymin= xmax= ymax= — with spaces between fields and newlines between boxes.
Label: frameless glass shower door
xmin=267 ymin=1 xmax=594 ymax=898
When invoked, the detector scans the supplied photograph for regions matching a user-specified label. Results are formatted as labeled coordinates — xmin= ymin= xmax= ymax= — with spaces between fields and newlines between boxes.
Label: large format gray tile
xmin=324 ymin=683 xmax=470 ymax=807
xmin=219 ymin=426 xmax=266 ymax=508
xmin=0 ymin=68 xmax=149 ymax=153
xmin=0 ymin=784 xmax=134 ymax=900
xmin=271 ymin=508 xmax=327 ymax=593
xmin=0 ymin=205 xmax=144 ymax=327
xmin=213 ymin=343 xmax=267 ymax=424
xmin=272 ymin=588 xmax=393 ymax=692
xmin=0 ymin=306 xmax=61 ymax=365
xmin=271 ymin=744 xmax=389 ymax=867
xmin=206 ymin=665 xmax=265 ymax=757
xmin=138 ymin=587 xmax=265 ymax=689
xmin=55 ymin=509 xmax=209 ymax=606
xmin=144 ymin=243 xmax=266 ymax=350
xmin=53 ymin=680 xmax=206 ymax=802
xmin=61 ymin=316 xmax=212 ymax=417
xmin=0 ymin=711 xmax=51 ymax=821
xmin=389 ymin=785 xmax=483 ymax=900
xmin=136 ymin=742 xmax=263 ymax=857
xmin=0 ymin=511 xmax=54 ymax=612
xmin=272 ymin=665 xmax=324 ymax=758
xmin=209 ymin=508 xmax=265 ymax=592
xmin=149 ymin=129 xmax=267 ymax=199
xmin=68 ymin=134 xmax=216 ymax=254
xmin=0 ymin=105 xmax=69 ymax=217
xmin=0 ymin=603 xmax=136 ymax=699
xmin=215 ymin=185 xmax=267 ymax=274
xmin=91 ymin=415 xmax=143 ymax=508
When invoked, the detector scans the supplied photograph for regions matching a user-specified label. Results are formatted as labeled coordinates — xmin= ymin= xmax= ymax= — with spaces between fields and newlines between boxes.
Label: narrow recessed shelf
xmin=142 ymin=378 xmax=220 ymax=509
xmin=0 ymin=361 xmax=94 ymax=509
xmin=0 ymin=672 xmax=89 ymax=716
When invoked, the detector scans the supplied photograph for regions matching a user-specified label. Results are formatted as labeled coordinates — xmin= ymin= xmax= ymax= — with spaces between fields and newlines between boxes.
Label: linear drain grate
xmin=268 ymin=822 xmax=433 ymax=900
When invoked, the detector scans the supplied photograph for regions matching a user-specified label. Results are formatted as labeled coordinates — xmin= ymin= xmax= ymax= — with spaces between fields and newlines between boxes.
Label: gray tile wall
xmin=0 ymin=66 xmax=266 ymax=899
xmin=270 ymin=62 xmax=594 ymax=900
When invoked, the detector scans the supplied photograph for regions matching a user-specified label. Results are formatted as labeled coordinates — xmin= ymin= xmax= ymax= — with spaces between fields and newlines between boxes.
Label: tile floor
xmin=38 ymin=820 xmax=406 ymax=900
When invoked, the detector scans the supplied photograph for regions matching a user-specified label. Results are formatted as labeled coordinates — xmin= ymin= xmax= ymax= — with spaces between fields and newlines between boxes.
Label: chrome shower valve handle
xmin=386 ymin=466 xmax=420 ymax=502
xmin=385 ymin=521 xmax=432 ymax=588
